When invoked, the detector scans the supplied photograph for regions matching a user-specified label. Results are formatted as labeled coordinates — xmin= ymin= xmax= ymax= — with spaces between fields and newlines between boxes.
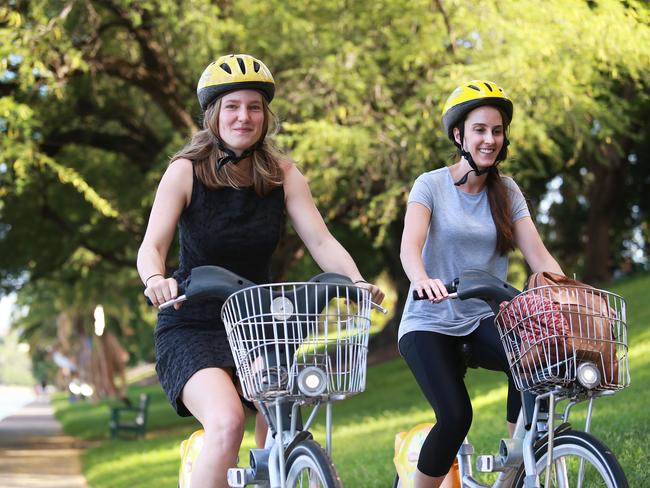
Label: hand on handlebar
xmin=356 ymin=281 xmax=385 ymax=306
xmin=144 ymin=276 xmax=181 ymax=309
xmin=412 ymin=277 xmax=449 ymax=303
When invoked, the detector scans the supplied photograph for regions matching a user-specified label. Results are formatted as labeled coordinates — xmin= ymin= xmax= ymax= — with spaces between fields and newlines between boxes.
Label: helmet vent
xmin=468 ymin=84 xmax=480 ymax=91
xmin=220 ymin=63 xmax=232 ymax=74
xmin=483 ymin=82 xmax=493 ymax=91
xmin=237 ymin=57 xmax=246 ymax=74
xmin=253 ymin=61 xmax=260 ymax=72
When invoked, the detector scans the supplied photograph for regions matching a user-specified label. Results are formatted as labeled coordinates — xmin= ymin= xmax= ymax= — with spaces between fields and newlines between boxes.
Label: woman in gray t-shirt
xmin=399 ymin=80 xmax=563 ymax=488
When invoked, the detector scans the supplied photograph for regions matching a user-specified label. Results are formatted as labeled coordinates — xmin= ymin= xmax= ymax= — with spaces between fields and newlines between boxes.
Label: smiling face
xmin=217 ymin=89 xmax=265 ymax=155
xmin=454 ymin=105 xmax=505 ymax=169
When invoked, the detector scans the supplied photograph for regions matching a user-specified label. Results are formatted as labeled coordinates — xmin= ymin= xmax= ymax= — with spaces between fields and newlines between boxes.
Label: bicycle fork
xmin=227 ymin=400 xmax=291 ymax=488
xmin=457 ymin=401 xmax=533 ymax=487
xmin=228 ymin=399 xmax=331 ymax=488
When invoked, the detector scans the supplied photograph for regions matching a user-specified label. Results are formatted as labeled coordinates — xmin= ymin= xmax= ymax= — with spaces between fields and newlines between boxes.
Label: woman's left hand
xmin=356 ymin=281 xmax=385 ymax=305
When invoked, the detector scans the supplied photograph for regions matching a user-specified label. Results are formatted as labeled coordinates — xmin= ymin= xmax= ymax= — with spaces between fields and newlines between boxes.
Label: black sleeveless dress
xmin=155 ymin=172 xmax=285 ymax=416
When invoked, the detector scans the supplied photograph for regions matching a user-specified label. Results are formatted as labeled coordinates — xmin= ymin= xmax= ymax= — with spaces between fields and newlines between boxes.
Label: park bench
xmin=109 ymin=392 xmax=150 ymax=439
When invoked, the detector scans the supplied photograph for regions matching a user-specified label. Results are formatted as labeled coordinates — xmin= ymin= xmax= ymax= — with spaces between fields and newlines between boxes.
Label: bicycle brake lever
xmin=412 ymin=278 xmax=459 ymax=301
xmin=144 ymin=278 xmax=188 ymax=309
xmin=159 ymin=294 xmax=187 ymax=310
xmin=371 ymin=302 xmax=388 ymax=314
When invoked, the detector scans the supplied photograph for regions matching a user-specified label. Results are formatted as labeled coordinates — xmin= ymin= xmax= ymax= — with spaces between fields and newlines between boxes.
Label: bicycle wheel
xmin=512 ymin=429 xmax=628 ymax=487
xmin=284 ymin=439 xmax=342 ymax=488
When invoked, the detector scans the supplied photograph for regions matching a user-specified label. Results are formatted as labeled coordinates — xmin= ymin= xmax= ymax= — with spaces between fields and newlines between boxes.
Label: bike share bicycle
xmin=394 ymin=269 xmax=630 ymax=488
xmin=155 ymin=265 xmax=386 ymax=488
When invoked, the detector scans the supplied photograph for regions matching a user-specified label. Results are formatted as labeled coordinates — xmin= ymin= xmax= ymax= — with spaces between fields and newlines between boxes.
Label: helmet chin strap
xmin=215 ymin=138 xmax=262 ymax=172
xmin=453 ymin=148 xmax=496 ymax=186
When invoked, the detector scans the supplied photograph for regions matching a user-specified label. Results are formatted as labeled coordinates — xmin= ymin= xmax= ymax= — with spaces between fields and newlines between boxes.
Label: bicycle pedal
xmin=227 ymin=467 xmax=247 ymax=487
xmin=476 ymin=455 xmax=495 ymax=472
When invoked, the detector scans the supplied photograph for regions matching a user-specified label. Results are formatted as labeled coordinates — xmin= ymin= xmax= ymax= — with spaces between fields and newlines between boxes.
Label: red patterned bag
xmin=499 ymin=292 xmax=572 ymax=372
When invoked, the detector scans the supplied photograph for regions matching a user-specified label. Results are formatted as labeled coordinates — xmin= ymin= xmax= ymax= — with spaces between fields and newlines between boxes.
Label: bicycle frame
xmin=456 ymin=387 xmax=617 ymax=488
xmin=169 ymin=266 xmax=381 ymax=488
xmin=220 ymin=276 xmax=377 ymax=488
xmin=229 ymin=397 xmax=335 ymax=488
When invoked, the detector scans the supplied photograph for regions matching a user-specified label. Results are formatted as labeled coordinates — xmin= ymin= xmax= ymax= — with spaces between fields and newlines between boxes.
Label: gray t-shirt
xmin=398 ymin=167 xmax=530 ymax=340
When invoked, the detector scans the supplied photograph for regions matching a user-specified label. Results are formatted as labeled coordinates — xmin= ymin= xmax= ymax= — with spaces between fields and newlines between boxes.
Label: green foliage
xmin=1 ymin=0 xmax=649 ymax=362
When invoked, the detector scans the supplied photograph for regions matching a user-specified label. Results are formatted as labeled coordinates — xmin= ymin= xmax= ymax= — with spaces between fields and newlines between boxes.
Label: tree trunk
xmin=583 ymin=145 xmax=627 ymax=283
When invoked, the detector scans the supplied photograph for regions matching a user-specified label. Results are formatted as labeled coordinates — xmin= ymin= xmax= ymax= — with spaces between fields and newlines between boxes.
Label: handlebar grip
xmin=144 ymin=280 xmax=186 ymax=307
xmin=412 ymin=278 xmax=459 ymax=301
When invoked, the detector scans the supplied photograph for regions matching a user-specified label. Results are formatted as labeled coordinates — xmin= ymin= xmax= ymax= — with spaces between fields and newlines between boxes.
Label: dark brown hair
xmin=488 ymin=106 xmax=514 ymax=255
xmin=171 ymin=95 xmax=285 ymax=195
xmin=486 ymin=169 xmax=515 ymax=255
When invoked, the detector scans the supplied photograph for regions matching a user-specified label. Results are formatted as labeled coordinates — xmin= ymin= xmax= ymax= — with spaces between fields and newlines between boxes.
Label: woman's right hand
xmin=144 ymin=276 xmax=181 ymax=309
xmin=412 ymin=277 xmax=449 ymax=303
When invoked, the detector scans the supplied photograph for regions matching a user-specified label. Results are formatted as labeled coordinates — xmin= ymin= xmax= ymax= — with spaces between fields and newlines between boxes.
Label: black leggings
xmin=399 ymin=317 xmax=521 ymax=477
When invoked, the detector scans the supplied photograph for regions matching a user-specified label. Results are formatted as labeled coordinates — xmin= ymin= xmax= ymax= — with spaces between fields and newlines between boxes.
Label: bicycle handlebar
xmin=152 ymin=265 xmax=386 ymax=313
xmin=411 ymin=269 xmax=521 ymax=314
xmin=412 ymin=278 xmax=459 ymax=301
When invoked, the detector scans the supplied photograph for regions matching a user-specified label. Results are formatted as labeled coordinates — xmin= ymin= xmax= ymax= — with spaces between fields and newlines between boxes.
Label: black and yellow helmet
xmin=441 ymin=80 xmax=513 ymax=139
xmin=197 ymin=54 xmax=275 ymax=111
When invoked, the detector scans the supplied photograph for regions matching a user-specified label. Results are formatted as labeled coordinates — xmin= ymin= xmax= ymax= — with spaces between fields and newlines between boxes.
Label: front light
xmin=297 ymin=366 xmax=327 ymax=396
xmin=577 ymin=362 xmax=601 ymax=389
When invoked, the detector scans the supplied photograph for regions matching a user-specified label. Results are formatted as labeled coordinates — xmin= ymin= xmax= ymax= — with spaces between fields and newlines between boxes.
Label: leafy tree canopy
xmin=1 ymin=0 xmax=648 ymax=359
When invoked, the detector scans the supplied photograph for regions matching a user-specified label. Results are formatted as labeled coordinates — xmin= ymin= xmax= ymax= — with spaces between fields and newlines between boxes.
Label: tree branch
xmin=40 ymin=203 xmax=132 ymax=268
xmin=434 ymin=0 xmax=457 ymax=55
xmin=91 ymin=0 xmax=197 ymax=132
xmin=42 ymin=129 xmax=153 ymax=168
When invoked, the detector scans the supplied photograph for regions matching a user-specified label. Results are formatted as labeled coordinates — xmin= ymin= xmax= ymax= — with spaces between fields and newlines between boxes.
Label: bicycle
xmin=393 ymin=269 xmax=630 ymax=488
xmin=156 ymin=265 xmax=386 ymax=488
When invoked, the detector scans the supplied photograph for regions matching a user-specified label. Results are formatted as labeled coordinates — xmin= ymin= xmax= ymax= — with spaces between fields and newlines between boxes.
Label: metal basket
xmin=495 ymin=285 xmax=630 ymax=394
xmin=221 ymin=282 xmax=372 ymax=402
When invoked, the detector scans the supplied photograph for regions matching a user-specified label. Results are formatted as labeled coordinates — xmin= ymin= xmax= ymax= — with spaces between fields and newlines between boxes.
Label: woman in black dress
xmin=137 ymin=54 xmax=383 ymax=488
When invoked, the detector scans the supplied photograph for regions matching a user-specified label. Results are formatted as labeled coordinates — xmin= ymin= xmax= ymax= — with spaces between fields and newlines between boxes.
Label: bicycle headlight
xmin=297 ymin=366 xmax=327 ymax=396
xmin=577 ymin=362 xmax=601 ymax=389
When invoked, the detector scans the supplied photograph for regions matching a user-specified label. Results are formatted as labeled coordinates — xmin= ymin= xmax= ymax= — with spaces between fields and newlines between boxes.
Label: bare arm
xmin=513 ymin=216 xmax=563 ymax=274
xmin=400 ymin=202 xmax=448 ymax=301
xmin=283 ymin=163 xmax=384 ymax=303
xmin=136 ymin=158 xmax=193 ymax=306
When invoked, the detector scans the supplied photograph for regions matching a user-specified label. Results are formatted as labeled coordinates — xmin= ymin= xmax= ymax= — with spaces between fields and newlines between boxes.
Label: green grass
xmin=53 ymin=272 xmax=650 ymax=487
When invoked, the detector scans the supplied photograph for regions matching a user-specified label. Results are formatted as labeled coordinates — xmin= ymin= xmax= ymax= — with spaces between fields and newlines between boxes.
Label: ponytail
xmin=486 ymin=169 xmax=515 ymax=255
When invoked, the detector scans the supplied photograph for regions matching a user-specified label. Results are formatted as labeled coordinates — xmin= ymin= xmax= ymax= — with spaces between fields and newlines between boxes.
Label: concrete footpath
xmin=0 ymin=395 xmax=87 ymax=488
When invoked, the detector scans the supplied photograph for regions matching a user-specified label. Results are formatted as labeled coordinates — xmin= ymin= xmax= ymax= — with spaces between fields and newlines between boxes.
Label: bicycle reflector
xmin=577 ymin=362 xmax=601 ymax=389
xmin=297 ymin=366 xmax=328 ymax=396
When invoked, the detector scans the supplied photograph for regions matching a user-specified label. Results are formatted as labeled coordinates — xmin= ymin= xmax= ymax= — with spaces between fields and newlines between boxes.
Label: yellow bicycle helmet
xmin=197 ymin=54 xmax=275 ymax=111
xmin=441 ymin=80 xmax=513 ymax=140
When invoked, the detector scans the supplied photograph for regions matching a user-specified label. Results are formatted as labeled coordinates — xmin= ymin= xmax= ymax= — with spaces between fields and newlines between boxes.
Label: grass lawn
xmin=53 ymin=273 xmax=650 ymax=487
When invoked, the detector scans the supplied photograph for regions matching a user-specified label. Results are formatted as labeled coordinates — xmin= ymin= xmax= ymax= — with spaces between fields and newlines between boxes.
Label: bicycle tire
xmin=284 ymin=439 xmax=342 ymax=488
xmin=512 ymin=429 xmax=628 ymax=487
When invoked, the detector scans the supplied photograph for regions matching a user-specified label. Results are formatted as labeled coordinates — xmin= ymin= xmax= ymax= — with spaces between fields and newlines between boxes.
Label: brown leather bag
xmin=527 ymin=271 xmax=619 ymax=386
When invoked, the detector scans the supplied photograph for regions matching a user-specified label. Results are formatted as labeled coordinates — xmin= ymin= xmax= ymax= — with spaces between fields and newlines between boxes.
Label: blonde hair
xmin=171 ymin=95 xmax=285 ymax=195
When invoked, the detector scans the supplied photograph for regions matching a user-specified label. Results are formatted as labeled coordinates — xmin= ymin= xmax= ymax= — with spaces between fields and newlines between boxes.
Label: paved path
xmin=0 ymin=396 xmax=87 ymax=488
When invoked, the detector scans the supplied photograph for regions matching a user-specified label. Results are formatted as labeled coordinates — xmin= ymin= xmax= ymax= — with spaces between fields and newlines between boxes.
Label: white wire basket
xmin=495 ymin=285 xmax=630 ymax=394
xmin=221 ymin=281 xmax=372 ymax=402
